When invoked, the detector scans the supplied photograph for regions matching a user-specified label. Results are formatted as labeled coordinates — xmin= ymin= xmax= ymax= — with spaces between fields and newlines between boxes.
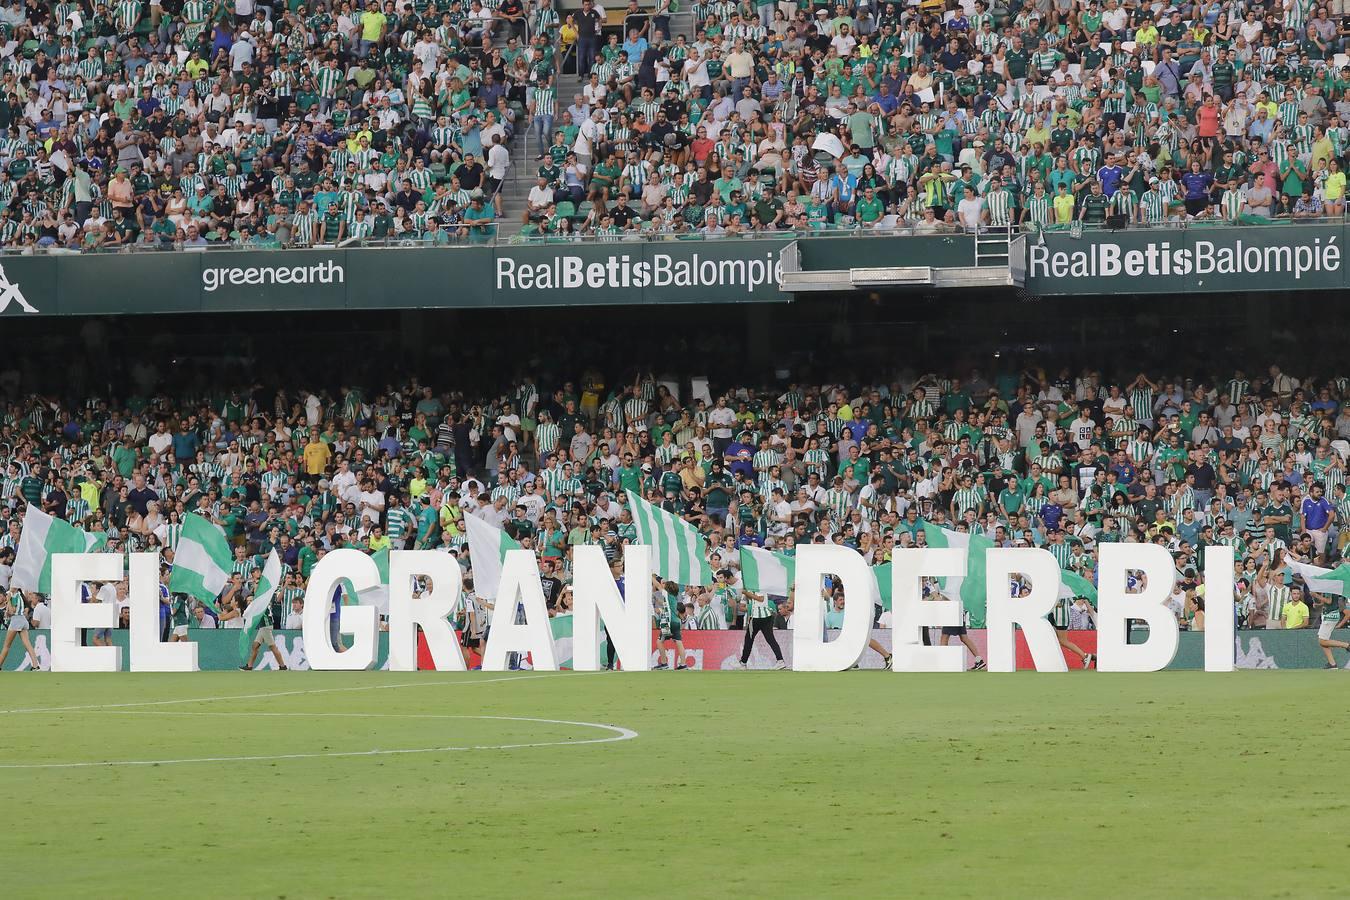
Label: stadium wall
xmin=0 ymin=225 xmax=1337 ymax=316
xmin=6 ymin=628 xmax=1340 ymax=671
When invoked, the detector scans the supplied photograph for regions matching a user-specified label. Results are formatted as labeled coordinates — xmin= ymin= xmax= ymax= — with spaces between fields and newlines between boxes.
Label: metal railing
xmin=5 ymin=212 xmax=1344 ymax=255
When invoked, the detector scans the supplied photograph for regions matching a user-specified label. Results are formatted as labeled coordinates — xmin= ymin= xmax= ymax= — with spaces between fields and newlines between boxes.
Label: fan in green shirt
xmin=617 ymin=462 xmax=643 ymax=494
xmin=856 ymin=189 xmax=885 ymax=224
xmin=999 ymin=483 xmax=1025 ymax=516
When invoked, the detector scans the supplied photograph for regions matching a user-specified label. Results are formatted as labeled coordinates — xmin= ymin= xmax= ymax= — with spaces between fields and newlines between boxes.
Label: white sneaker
xmin=772 ymin=660 xmax=788 ymax=670
xmin=728 ymin=660 xmax=747 ymax=669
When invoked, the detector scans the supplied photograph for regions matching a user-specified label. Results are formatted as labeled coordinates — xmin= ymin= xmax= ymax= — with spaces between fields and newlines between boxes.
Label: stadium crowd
xmin=2 ymin=0 xmax=1350 ymax=249
xmin=0 ymin=362 xmax=1347 ymax=642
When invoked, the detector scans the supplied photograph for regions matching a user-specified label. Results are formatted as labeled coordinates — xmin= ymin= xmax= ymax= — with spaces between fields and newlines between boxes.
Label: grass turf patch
xmin=1 ymin=671 xmax=1332 ymax=898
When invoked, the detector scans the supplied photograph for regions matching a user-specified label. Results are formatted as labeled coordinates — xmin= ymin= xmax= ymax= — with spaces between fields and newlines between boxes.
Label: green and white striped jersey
xmin=746 ymin=591 xmax=774 ymax=619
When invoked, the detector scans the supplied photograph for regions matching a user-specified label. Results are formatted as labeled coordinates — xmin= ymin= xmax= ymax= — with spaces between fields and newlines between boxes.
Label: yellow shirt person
xmin=1283 ymin=593 xmax=1310 ymax=629
xmin=360 ymin=8 xmax=387 ymax=43
xmin=303 ymin=438 xmax=331 ymax=476
xmin=1053 ymin=186 xmax=1075 ymax=223
xmin=1324 ymin=168 xmax=1346 ymax=202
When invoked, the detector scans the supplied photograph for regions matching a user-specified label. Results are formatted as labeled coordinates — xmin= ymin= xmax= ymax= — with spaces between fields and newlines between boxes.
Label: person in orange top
xmin=1196 ymin=94 xmax=1220 ymax=142
xmin=106 ymin=168 xmax=134 ymax=211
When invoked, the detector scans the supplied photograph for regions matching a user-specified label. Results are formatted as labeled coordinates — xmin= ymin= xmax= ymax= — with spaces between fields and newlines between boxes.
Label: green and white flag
xmin=353 ymin=548 xmax=391 ymax=612
xmin=625 ymin=490 xmax=713 ymax=585
xmin=871 ymin=562 xmax=893 ymax=610
xmin=11 ymin=504 xmax=107 ymax=595
xmin=464 ymin=514 xmax=522 ymax=599
xmin=921 ymin=522 xmax=993 ymax=627
xmin=1287 ymin=559 xmax=1350 ymax=596
xmin=740 ymin=546 xmax=794 ymax=596
xmin=239 ymin=550 xmax=282 ymax=655
xmin=551 ymin=613 xmax=573 ymax=669
xmin=169 ymin=513 xmax=231 ymax=613
xmin=1058 ymin=568 xmax=1098 ymax=603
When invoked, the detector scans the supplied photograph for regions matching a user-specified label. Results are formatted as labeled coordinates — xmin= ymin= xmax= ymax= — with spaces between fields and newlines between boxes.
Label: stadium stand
xmin=1 ymin=364 xmax=1346 ymax=635
xmin=2 ymin=0 xmax=1349 ymax=249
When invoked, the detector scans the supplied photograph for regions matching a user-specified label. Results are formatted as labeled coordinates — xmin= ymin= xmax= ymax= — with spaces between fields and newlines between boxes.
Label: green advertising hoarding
xmin=1024 ymin=223 xmax=1344 ymax=295
xmin=0 ymin=629 xmax=392 ymax=671
xmin=1135 ymin=628 xmax=1350 ymax=670
xmin=0 ymin=225 xmax=1342 ymax=314
xmin=0 ymin=239 xmax=794 ymax=316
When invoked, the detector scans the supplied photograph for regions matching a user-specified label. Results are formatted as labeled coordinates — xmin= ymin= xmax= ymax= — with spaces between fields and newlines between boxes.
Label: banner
xmin=2 ymin=226 xmax=1345 ymax=315
xmin=0 ymin=241 xmax=796 ymax=316
xmin=1025 ymin=223 xmax=1344 ymax=295
xmin=0 ymin=629 xmax=391 ymax=671
xmin=1133 ymin=628 xmax=1350 ymax=669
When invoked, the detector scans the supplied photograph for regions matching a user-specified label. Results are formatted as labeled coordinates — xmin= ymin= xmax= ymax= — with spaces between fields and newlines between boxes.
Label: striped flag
xmin=551 ymin=613 xmax=573 ymax=669
xmin=871 ymin=562 xmax=892 ymax=610
xmin=921 ymin=523 xmax=993 ymax=627
xmin=740 ymin=546 xmax=794 ymax=596
xmin=12 ymin=504 xmax=106 ymax=594
xmin=625 ymin=490 xmax=713 ymax=585
xmin=169 ymin=513 xmax=232 ymax=614
xmin=1286 ymin=559 xmax=1350 ymax=596
xmin=464 ymin=513 xmax=522 ymax=599
xmin=1058 ymin=568 xmax=1098 ymax=603
xmin=352 ymin=548 xmax=391 ymax=612
xmin=239 ymin=550 xmax=282 ymax=655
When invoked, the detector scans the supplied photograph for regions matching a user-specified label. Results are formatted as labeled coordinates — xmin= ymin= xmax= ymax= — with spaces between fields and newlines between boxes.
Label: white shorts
xmin=172 ymin=624 xmax=189 ymax=638
xmin=7 ymin=616 xmax=28 ymax=632
xmin=1312 ymin=530 xmax=1329 ymax=555
xmin=1319 ymin=619 xmax=1339 ymax=641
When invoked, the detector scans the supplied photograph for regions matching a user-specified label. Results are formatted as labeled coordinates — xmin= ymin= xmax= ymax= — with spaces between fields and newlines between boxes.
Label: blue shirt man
xmin=1096 ymin=163 xmax=1124 ymax=196
xmin=724 ymin=437 xmax=755 ymax=479
xmin=1302 ymin=489 xmax=1334 ymax=531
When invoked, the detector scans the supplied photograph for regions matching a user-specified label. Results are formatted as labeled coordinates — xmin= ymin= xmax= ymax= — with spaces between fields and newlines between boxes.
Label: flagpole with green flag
xmin=871 ymin=562 xmax=892 ymax=611
xmin=169 ymin=513 xmax=232 ymax=616
xmin=1286 ymin=559 xmax=1350 ymax=596
xmin=739 ymin=546 xmax=794 ymax=596
xmin=551 ymin=613 xmax=574 ymax=669
xmin=239 ymin=550 xmax=283 ymax=656
xmin=464 ymin=514 xmax=523 ymax=599
xmin=12 ymin=504 xmax=108 ymax=595
xmin=1058 ymin=568 xmax=1098 ymax=604
xmin=354 ymin=548 xmax=391 ymax=613
xmin=920 ymin=522 xmax=992 ymax=627
xmin=625 ymin=490 xmax=713 ymax=585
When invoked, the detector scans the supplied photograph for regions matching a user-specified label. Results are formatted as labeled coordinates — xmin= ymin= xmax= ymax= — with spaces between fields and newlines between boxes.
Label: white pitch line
xmin=0 ymin=716 xmax=639 ymax=770
xmin=0 ymin=671 xmax=588 ymax=716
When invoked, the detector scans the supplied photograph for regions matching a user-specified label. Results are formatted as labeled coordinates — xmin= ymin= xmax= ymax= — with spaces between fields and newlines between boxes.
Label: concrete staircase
xmin=494 ymin=6 xmax=697 ymax=239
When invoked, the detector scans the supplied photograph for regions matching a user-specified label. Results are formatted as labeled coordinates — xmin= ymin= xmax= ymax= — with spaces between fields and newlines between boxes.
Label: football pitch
xmin=2 ymin=671 xmax=1333 ymax=898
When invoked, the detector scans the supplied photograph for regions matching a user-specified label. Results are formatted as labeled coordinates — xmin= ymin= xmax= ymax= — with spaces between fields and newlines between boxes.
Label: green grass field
xmin=2 ymin=671 xmax=1336 ymax=898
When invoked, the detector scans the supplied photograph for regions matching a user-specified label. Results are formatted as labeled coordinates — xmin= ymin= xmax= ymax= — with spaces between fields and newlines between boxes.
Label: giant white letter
xmin=481 ymin=549 xmax=556 ymax=671
xmin=1203 ymin=545 xmax=1236 ymax=672
xmin=302 ymin=549 xmax=379 ymax=670
xmin=387 ymin=550 xmax=466 ymax=672
xmin=128 ymin=552 xmax=197 ymax=671
xmin=50 ymin=552 xmax=122 ymax=672
xmin=792 ymin=544 xmax=873 ymax=671
xmin=572 ymin=544 xmax=652 ymax=671
xmin=986 ymin=547 xmax=1063 ymax=672
xmin=892 ymin=548 xmax=966 ymax=672
xmin=1096 ymin=543 xmax=1178 ymax=672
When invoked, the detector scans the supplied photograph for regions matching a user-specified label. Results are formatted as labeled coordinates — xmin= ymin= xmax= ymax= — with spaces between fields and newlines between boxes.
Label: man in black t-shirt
xmin=575 ymin=0 xmax=602 ymax=76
